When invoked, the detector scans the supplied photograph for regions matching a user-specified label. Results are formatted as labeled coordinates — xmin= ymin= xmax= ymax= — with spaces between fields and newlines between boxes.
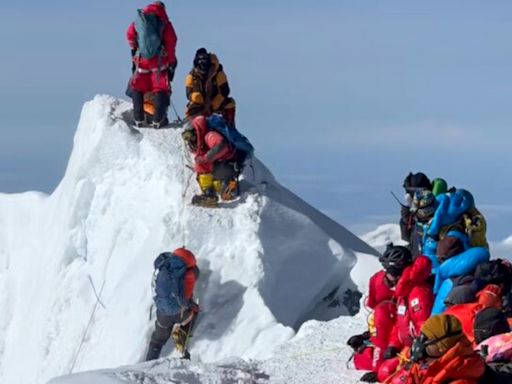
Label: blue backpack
xmin=153 ymin=252 xmax=189 ymax=315
xmin=134 ymin=10 xmax=164 ymax=59
xmin=207 ymin=114 xmax=254 ymax=165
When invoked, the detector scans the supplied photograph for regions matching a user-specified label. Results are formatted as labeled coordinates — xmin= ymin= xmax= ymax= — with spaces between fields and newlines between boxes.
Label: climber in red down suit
xmin=347 ymin=245 xmax=434 ymax=383
xmin=127 ymin=1 xmax=177 ymax=128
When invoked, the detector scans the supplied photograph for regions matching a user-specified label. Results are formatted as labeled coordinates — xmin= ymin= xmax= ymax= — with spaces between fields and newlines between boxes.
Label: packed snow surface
xmin=0 ymin=96 xmax=381 ymax=384
xmin=50 ymin=224 xmax=512 ymax=383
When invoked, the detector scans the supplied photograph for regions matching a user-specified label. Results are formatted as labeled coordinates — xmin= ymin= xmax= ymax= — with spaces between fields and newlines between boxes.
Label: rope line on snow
xmin=170 ymin=100 xmax=183 ymax=123
xmin=69 ymin=279 xmax=106 ymax=374
xmin=179 ymin=129 xmax=195 ymax=247
xmin=87 ymin=275 xmax=106 ymax=309
xmin=288 ymin=345 xmax=347 ymax=359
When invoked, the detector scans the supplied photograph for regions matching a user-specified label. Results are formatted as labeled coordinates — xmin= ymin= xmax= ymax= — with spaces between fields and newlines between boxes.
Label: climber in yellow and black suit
xmin=185 ymin=48 xmax=237 ymax=127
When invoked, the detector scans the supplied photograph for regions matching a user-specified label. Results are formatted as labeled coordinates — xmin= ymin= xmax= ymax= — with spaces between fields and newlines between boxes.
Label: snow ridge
xmin=0 ymin=95 xmax=377 ymax=384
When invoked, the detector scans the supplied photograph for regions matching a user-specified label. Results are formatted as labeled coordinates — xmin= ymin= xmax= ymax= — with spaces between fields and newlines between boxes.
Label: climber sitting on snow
xmin=429 ymin=233 xmax=489 ymax=314
xmin=387 ymin=314 xmax=486 ymax=384
xmin=185 ymin=48 xmax=236 ymax=127
xmin=474 ymin=308 xmax=512 ymax=383
xmin=182 ymin=115 xmax=253 ymax=207
xmin=347 ymin=245 xmax=428 ymax=383
xmin=126 ymin=1 xmax=177 ymax=128
xmin=411 ymin=188 xmax=488 ymax=268
xmin=400 ymin=172 xmax=432 ymax=249
xmin=444 ymin=284 xmax=505 ymax=346
xmin=146 ymin=248 xmax=199 ymax=361
xmin=376 ymin=250 xmax=435 ymax=382
xmin=399 ymin=172 xmax=449 ymax=255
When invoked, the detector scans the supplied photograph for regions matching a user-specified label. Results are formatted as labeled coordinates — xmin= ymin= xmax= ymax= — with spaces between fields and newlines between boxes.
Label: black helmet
xmin=379 ymin=243 xmax=412 ymax=277
xmin=403 ymin=172 xmax=432 ymax=195
xmin=194 ymin=48 xmax=211 ymax=72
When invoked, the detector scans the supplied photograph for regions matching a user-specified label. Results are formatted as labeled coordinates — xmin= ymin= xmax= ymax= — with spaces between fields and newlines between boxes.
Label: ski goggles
xmin=405 ymin=186 xmax=427 ymax=195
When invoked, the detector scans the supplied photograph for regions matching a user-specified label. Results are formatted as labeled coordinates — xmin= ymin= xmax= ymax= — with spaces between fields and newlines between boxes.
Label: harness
xmin=136 ymin=64 xmax=169 ymax=74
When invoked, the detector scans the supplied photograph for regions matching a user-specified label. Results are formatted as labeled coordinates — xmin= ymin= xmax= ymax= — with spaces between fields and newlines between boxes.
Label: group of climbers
xmin=125 ymin=1 xmax=253 ymax=207
xmin=123 ymin=1 xmax=257 ymax=360
xmin=348 ymin=172 xmax=512 ymax=383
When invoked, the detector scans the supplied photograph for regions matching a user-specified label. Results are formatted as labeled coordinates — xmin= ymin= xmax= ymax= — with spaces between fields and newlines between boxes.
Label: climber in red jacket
xmin=348 ymin=245 xmax=414 ymax=382
xmin=126 ymin=1 xmax=178 ymax=128
xmin=181 ymin=116 xmax=239 ymax=207
xmin=377 ymin=254 xmax=434 ymax=382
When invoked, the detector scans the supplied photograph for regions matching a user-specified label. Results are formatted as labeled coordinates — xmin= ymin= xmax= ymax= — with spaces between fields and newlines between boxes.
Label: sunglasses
xmin=196 ymin=55 xmax=209 ymax=63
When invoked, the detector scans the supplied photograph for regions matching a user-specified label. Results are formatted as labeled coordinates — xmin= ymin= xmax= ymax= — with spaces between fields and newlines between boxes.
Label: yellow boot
xmin=192 ymin=174 xmax=218 ymax=207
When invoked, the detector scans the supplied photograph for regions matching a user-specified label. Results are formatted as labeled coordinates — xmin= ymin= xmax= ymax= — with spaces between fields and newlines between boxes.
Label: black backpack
xmin=473 ymin=259 xmax=512 ymax=292
xmin=480 ymin=363 xmax=512 ymax=384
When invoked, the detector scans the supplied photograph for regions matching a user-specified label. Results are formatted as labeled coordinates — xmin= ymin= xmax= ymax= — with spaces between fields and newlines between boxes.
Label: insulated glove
xmin=347 ymin=332 xmax=370 ymax=351
xmin=195 ymin=155 xmax=207 ymax=164
xmin=360 ymin=372 xmax=378 ymax=383
xmin=189 ymin=300 xmax=200 ymax=314
xmin=168 ymin=60 xmax=177 ymax=82
xmin=167 ymin=67 xmax=175 ymax=82
xmin=131 ymin=49 xmax=137 ymax=74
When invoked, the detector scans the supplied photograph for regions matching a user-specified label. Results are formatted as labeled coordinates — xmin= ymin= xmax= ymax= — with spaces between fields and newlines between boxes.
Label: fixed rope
xmin=68 ymin=277 xmax=106 ymax=374
xmin=179 ymin=124 xmax=195 ymax=247
xmin=287 ymin=346 xmax=346 ymax=359
xmin=170 ymin=100 xmax=183 ymax=123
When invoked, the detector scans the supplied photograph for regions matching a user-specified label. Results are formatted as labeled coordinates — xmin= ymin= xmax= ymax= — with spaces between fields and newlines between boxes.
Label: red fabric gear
xmin=445 ymin=284 xmax=503 ymax=345
xmin=127 ymin=2 xmax=177 ymax=94
xmin=366 ymin=270 xmax=395 ymax=310
xmin=126 ymin=3 xmax=177 ymax=69
xmin=354 ymin=301 xmax=396 ymax=372
xmin=389 ymin=256 xmax=434 ymax=350
xmin=173 ymin=248 xmax=197 ymax=301
xmin=191 ymin=116 xmax=236 ymax=173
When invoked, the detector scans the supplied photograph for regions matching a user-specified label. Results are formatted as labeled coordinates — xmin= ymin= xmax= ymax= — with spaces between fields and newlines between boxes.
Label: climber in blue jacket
xmin=430 ymin=233 xmax=489 ymax=314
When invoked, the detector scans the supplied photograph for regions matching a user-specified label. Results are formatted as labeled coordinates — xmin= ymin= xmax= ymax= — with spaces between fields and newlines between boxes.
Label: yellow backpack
xmin=463 ymin=208 xmax=489 ymax=249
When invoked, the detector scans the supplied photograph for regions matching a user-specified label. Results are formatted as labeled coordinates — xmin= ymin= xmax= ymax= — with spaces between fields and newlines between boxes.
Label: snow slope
xmin=0 ymin=95 xmax=379 ymax=384
xmin=49 ymin=224 xmax=512 ymax=384
xmin=48 ymin=226 xmax=399 ymax=384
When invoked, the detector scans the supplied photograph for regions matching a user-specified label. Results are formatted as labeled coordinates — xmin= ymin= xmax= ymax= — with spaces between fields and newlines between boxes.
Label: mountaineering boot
xmin=220 ymin=179 xmax=238 ymax=201
xmin=145 ymin=341 xmax=163 ymax=361
xmin=193 ymin=174 xmax=218 ymax=207
xmin=171 ymin=324 xmax=188 ymax=353
xmin=191 ymin=189 xmax=218 ymax=207
xmin=150 ymin=117 xmax=169 ymax=129
xmin=151 ymin=91 xmax=169 ymax=127
xmin=132 ymin=91 xmax=145 ymax=125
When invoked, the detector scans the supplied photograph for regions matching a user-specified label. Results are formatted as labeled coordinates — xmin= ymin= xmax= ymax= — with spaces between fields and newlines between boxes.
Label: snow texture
xmin=49 ymin=226 xmax=403 ymax=384
xmin=0 ymin=96 xmax=380 ymax=384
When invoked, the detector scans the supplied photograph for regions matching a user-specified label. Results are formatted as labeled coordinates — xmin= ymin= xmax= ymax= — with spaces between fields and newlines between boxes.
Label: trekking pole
xmin=180 ymin=312 xmax=197 ymax=360
xmin=390 ymin=191 xmax=408 ymax=208
xmin=346 ymin=351 xmax=355 ymax=369
xmin=179 ymin=298 xmax=200 ymax=360
xmin=170 ymin=100 xmax=183 ymax=123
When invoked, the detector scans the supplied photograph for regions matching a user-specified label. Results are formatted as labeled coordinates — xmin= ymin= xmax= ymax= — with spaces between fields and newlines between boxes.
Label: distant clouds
xmin=322 ymin=120 xmax=495 ymax=150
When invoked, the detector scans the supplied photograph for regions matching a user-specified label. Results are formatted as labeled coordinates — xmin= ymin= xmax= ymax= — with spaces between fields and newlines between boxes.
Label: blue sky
xmin=1 ymin=1 xmax=511 ymax=240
